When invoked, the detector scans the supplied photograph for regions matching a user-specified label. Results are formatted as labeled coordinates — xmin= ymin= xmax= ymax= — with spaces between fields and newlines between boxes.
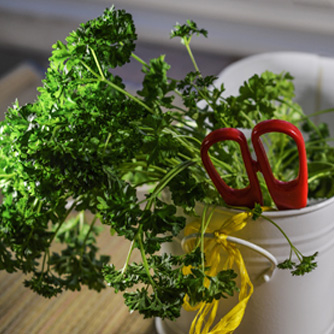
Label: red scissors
xmin=200 ymin=119 xmax=308 ymax=210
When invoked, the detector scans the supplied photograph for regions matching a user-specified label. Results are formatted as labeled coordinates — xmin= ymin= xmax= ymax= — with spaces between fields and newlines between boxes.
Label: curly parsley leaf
xmin=278 ymin=252 xmax=318 ymax=276
xmin=103 ymin=252 xmax=238 ymax=320
xmin=171 ymin=20 xmax=208 ymax=40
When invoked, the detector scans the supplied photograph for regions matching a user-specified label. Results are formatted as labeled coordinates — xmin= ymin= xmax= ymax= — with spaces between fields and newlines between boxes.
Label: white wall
xmin=1 ymin=0 xmax=334 ymax=56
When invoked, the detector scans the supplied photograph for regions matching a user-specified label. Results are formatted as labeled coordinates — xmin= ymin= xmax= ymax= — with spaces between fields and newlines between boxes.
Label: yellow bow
xmin=182 ymin=209 xmax=254 ymax=334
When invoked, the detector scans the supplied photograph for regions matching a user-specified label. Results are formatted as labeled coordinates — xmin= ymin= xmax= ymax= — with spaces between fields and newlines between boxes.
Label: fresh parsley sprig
xmin=260 ymin=212 xmax=318 ymax=276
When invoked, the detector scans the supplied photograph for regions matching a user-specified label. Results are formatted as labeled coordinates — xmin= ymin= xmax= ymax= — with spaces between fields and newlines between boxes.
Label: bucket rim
xmin=255 ymin=196 xmax=334 ymax=218
xmin=191 ymin=196 xmax=334 ymax=220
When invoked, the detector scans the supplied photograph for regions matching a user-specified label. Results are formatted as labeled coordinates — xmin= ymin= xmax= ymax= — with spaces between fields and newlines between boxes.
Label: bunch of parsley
xmin=0 ymin=7 xmax=332 ymax=319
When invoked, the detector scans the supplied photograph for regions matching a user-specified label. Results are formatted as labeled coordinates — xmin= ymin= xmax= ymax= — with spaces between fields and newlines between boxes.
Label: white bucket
xmin=156 ymin=196 xmax=334 ymax=334
xmin=155 ymin=52 xmax=334 ymax=333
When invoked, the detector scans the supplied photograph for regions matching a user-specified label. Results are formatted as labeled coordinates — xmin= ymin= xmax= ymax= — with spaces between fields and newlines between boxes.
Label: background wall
xmin=1 ymin=0 xmax=334 ymax=56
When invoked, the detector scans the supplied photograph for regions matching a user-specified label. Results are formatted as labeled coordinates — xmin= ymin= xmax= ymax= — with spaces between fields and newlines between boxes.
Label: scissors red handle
xmin=201 ymin=120 xmax=308 ymax=210
xmin=252 ymin=120 xmax=308 ymax=209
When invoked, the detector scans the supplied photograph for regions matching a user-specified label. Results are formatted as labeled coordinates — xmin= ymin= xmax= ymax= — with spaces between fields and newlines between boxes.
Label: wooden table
xmin=0 ymin=227 xmax=157 ymax=334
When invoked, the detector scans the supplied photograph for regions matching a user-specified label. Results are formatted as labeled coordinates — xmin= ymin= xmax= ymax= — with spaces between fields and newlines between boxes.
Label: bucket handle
xmin=181 ymin=233 xmax=278 ymax=282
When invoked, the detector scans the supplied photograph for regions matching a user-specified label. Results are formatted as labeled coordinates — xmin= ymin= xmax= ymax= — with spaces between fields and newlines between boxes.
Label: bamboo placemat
xmin=0 ymin=225 xmax=157 ymax=334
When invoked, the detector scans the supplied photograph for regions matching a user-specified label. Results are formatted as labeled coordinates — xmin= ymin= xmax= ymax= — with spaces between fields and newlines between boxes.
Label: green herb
xmin=260 ymin=214 xmax=318 ymax=276
xmin=0 ymin=6 xmax=332 ymax=320
xmin=103 ymin=251 xmax=238 ymax=320
xmin=277 ymin=252 xmax=318 ymax=276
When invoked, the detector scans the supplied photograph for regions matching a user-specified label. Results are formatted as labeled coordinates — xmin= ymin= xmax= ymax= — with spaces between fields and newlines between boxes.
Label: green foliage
xmin=278 ymin=252 xmax=318 ymax=276
xmin=261 ymin=214 xmax=319 ymax=277
xmin=251 ymin=203 xmax=263 ymax=220
xmin=185 ymin=268 xmax=238 ymax=306
xmin=137 ymin=55 xmax=176 ymax=108
xmin=223 ymin=71 xmax=299 ymax=128
xmin=170 ymin=20 xmax=208 ymax=41
xmin=0 ymin=6 xmax=330 ymax=321
xmin=103 ymin=252 xmax=238 ymax=320
xmin=303 ymin=122 xmax=334 ymax=199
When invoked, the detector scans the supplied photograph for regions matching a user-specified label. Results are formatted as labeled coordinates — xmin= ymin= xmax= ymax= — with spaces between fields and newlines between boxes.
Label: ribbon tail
xmin=190 ymin=301 xmax=219 ymax=334
xmin=209 ymin=248 xmax=254 ymax=334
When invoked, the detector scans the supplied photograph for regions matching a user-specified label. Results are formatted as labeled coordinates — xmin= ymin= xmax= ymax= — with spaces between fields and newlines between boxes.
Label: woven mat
xmin=0 ymin=225 xmax=157 ymax=334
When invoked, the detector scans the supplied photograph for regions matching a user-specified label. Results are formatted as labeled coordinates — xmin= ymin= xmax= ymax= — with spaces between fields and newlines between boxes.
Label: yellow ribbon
xmin=182 ymin=210 xmax=254 ymax=334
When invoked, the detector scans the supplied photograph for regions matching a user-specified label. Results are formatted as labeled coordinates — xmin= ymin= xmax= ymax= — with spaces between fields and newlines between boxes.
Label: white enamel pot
xmin=156 ymin=196 xmax=334 ymax=334
xmin=156 ymin=52 xmax=334 ymax=333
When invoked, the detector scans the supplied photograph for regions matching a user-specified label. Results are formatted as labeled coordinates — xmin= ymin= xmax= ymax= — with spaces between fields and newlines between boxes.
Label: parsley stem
xmin=136 ymin=228 xmax=156 ymax=288
xmin=51 ymin=198 xmax=81 ymax=244
xmin=169 ymin=114 xmax=202 ymax=132
xmin=119 ymin=160 xmax=166 ymax=175
xmin=200 ymin=205 xmax=209 ymax=272
xmin=198 ymin=204 xmax=216 ymax=272
xmin=239 ymin=111 xmax=255 ymax=128
xmin=203 ymin=205 xmax=217 ymax=232
xmin=177 ymin=152 xmax=197 ymax=162
xmin=306 ymin=107 xmax=334 ymax=118
xmin=180 ymin=39 xmax=230 ymax=130
xmin=103 ymin=133 xmax=112 ymax=155
xmin=146 ymin=160 xmax=196 ymax=209
xmin=305 ymin=138 xmax=334 ymax=148
xmin=80 ymin=60 xmax=154 ymax=114
xmin=120 ymin=40 xmax=149 ymax=68
xmin=276 ymin=97 xmax=323 ymax=138
xmin=130 ymin=52 xmax=149 ymax=68
xmin=308 ymin=170 xmax=334 ymax=183
xmin=89 ymin=47 xmax=106 ymax=79
xmin=80 ymin=213 xmax=99 ymax=265
xmin=39 ymin=249 xmax=49 ymax=283
xmin=102 ymin=78 xmax=154 ymax=114
xmin=166 ymin=128 xmax=235 ymax=173
xmin=166 ymin=131 xmax=203 ymax=147
xmin=184 ymin=38 xmax=200 ymax=74
xmin=121 ymin=239 xmax=135 ymax=275
xmin=0 ymin=173 xmax=15 ymax=178
xmin=260 ymin=214 xmax=295 ymax=250
xmin=79 ymin=60 xmax=102 ymax=79
xmin=24 ymin=228 xmax=35 ymax=250
xmin=183 ymin=38 xmax=229 ymax=129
